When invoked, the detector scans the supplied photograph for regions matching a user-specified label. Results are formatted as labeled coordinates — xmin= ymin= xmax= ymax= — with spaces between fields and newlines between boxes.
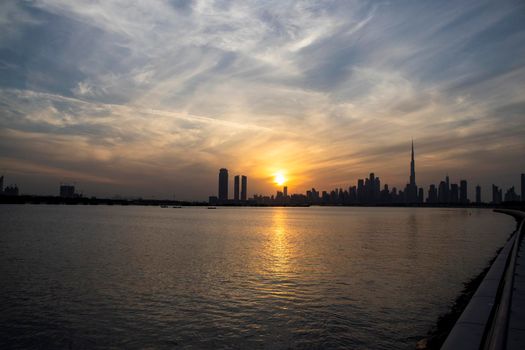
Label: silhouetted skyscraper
xmin=418 ymin=188 xmax=424 ymax=203
xmin=406 ymin=140 xmax=418 ymax=203
xmin=218 ymin=168 xmax=228 ymax=201
xmin=241 ymin=175 xmax=247 ymax=201
xmin=367 ymin=174 xmax=374 ymax=203
xmin=427 ymin=184 xmax=437 ymax=203
xmin=492 ymin=184 xmax=501 ymax=204
xmin=410 ymin=140 xmax=416 ymax=187
xmin=504 ymin=186 xmax=519 ymax=202
xmin=476 ymin=185 xmax=481 ymax=204
xmin=357 ymin=179 xmax=364 ymax=203
xmin=459 ymin=180 xmax=468 ymax=204
xmin=374 ymin=176 xmax=380 ymax=202
xmin=445 ymin=175 xmax=450 ymax=202
xmin=0 ymin=175 xmax=3 ymax=193
xmin=60 ymin=184 xmax=75 ymax=198
xmin=349 ymin=186 xmax=357 ymax=203
xmin=438 ymin=181 xmax=447 ymax=203
xmin=380 ymin=184 xmax=390 ymax=203
xmin=367 ymin=173 xmax=380 ymax=203
xmin=234 ymin=175 xmax=240 ymax=201
xmin=283 ymin=186 xmax=288 ymax=197
xmin=450 ymin=184 xmax=459 ymax=203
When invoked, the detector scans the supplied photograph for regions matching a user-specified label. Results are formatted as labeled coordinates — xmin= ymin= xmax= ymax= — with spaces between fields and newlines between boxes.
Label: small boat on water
xmin=207 ymin=206 xmax=216 ymax=209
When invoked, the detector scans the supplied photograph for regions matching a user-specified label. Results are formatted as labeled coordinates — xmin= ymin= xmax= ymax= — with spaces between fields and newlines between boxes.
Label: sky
xmin=0 ymin=0 xmax=524 ymax=201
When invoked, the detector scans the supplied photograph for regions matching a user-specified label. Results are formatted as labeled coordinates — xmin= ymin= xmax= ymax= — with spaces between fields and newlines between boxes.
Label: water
xmin=0 ymin=205 xmax=516 ymax=349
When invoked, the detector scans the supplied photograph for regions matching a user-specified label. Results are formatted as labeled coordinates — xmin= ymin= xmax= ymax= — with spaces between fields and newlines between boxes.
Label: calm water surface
xmin=0 ymin=205 xmax=516 ymax=349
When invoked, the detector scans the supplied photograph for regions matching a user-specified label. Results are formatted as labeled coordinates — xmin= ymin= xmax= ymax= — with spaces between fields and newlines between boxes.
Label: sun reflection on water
xmin=268 ymin=208 xmax=292 ymax=274
xmin=255 ymin=208 xmax=300 ymax=302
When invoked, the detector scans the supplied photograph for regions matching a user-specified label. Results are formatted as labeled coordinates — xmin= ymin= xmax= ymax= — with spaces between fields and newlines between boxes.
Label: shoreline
xmin=1 ymin=194 xmax=524 ymax=210
xmin=415 ymin=246 xmax=504 ymax=349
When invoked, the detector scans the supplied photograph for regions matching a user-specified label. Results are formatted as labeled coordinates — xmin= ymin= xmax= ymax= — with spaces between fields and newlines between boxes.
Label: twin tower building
xmin=218 ymin=168 xmax=247 ymax=202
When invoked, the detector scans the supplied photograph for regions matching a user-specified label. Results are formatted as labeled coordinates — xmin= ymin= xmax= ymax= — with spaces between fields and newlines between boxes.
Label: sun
xmin=274 ymin=172 xmax=286 ymax=186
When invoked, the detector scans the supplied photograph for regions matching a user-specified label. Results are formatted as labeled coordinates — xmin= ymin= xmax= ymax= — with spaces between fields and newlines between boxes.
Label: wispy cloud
xmin=0 ymin=0 xmax=524 ymax=199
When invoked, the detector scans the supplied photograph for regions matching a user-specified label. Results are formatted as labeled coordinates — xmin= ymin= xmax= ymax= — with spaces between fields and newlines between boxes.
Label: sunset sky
xmin=1 ymin=0 xmax=524 ymax=200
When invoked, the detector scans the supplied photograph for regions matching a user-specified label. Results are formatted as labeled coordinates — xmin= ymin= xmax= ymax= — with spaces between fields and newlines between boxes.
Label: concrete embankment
xmin=417 ymin=209 xmax=525 ymax=349
xmin=416 ymin=251 xmax=502 ymax=349
xmin=437 ymin=209 xmax=525 ymax=349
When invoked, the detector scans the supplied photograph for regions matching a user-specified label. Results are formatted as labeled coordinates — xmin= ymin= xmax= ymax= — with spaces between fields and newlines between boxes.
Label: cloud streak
xmin=0 ymin=0 xmax=524 ymax=200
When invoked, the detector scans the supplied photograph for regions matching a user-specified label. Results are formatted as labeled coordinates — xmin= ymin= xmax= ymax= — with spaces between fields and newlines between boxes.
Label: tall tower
xmin=410 ymin=140 xmax=416 ymax=187
xmin=218 ymin=168 xmax=229 ymax=201
xmin=0 ymin=175 xmax=3 ymax=193
xmin=406 ymin=140 xmax=418 ymax=203
xmin=234 ymin=175 xmax=240 ymax=201
xmin=492 ymin=184 xmax=500 ymax=204
xmin=241 ymin=175 xmax=247 ymax=201
xmin=445 ymin=175 xmax=450 ymax=202
xmin=460 ymin=180 xmax=468 ymax=204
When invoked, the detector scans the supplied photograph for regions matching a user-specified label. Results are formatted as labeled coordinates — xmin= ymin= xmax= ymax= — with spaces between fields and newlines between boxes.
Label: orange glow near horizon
xmin=274 ymin=172 xmax=286 ymax=186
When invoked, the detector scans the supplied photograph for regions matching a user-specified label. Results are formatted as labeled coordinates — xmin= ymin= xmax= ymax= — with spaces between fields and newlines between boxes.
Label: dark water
xmin=0 ymin=205 xmax=515 ymax=349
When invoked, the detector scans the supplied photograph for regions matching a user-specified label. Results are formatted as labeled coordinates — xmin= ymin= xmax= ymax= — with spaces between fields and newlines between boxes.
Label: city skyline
xmin=1 ymin=140 xmax=524 ymax=203
xmin=0 ymin=1 xmax=524 ymax=200
xmin=212 ymin=142 xmax=524 ymax=205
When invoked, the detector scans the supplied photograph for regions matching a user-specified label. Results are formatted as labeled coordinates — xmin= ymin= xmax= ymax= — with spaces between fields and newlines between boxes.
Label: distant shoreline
xmin=1 ymin=194 xmax=524 ymax=210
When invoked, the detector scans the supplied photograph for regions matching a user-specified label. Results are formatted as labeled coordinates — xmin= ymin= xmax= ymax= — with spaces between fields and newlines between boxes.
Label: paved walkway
xmin=442 ymin=209 xmax=525 ymax=350
xmin=507 ymin=225 xmax=525 ymax=349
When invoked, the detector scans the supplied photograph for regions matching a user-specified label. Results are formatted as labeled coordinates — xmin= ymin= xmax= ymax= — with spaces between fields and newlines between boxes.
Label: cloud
xmin=0 ymin=0 xmax=524 ymax=199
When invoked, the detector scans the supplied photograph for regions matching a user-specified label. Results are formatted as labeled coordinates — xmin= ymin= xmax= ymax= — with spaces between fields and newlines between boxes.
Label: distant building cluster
xmin=216 ymin=142 xmax=524 ymax=206
xmin=0 ymin=176 xmax=86 ymax=198
xmin=0 ymin=175 xmax=19 ymax=196
xmin=251 ymin=174 xmax=472 ymax=206
xmin=209 ymin=168 xmax=248 ymax=204
xmin=492 ymin=181 xmax=523 ymax=204
xmin=426 ymin=176 xmax=469 ymax=205
xmin=489 ymin=174 xmax=525 ymax=204
xmin=59 ymin=183 xmax=82 ymax=198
